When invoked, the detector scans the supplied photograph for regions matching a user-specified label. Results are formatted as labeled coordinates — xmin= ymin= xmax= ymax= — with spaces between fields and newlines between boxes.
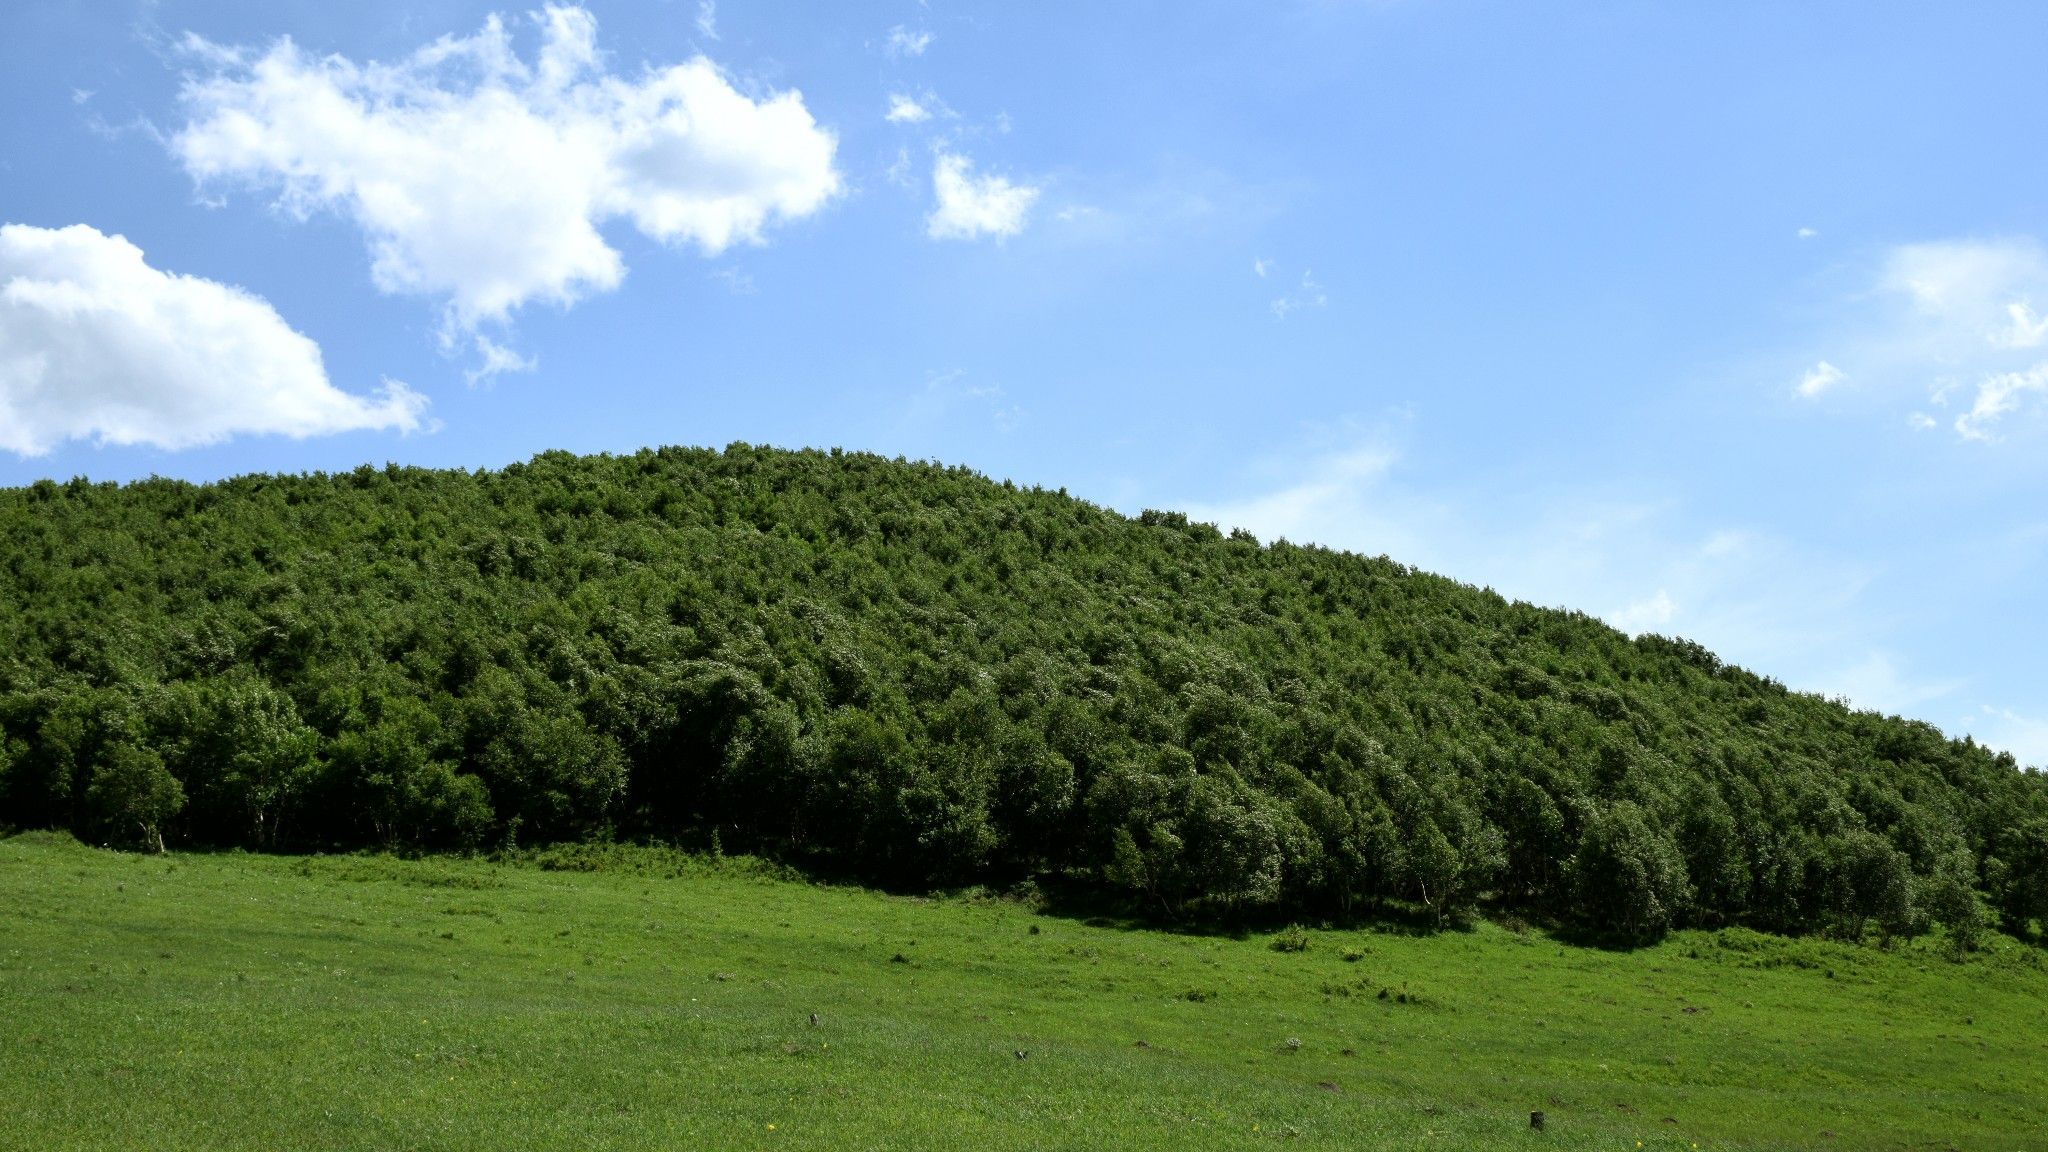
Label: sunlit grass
xmin=2 ymin=831 xmax=2042 ymax=1150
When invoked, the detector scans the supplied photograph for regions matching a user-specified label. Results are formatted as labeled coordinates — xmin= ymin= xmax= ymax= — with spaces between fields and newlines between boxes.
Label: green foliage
xmin=1988 ymin=817 xmax=2048 ymax=939
xmin=1919 ymin=848 xmax=1985 ymax=959
xmin=1570 ymin=801 xmax=1692 ymax=942
xmin=0 ymin=445 xmax=2043 ymax=941
xmin=83 ymin=742 xmax=183 ymax=852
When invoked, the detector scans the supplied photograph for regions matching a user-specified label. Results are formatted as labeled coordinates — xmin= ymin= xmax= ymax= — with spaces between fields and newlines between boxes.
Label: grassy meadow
xmin=1 ymin=831 xmax=2042 ymax=1151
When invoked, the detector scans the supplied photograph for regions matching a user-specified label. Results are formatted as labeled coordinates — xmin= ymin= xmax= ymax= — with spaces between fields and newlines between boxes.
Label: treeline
xmin=1 ymin=445 xmax=2044 ymax=945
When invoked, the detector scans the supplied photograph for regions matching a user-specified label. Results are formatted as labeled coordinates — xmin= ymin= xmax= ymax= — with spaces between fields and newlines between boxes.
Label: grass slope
xmin=3 ymin=834 xmax=2042 ymax=1151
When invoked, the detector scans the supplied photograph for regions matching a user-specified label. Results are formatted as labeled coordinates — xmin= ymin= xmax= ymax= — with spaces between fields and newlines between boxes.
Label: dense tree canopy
xmin=1 ymin=445 xmax=2042 ymax=943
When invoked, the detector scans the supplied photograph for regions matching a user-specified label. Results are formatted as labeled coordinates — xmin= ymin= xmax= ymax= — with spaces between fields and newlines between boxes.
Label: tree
xmin=1571 ymin=802 xmax=1693 ymax=943
xmin=1988 ymin=818 xmax=2048 ymax=939
xmin=86 ymin=742 xmax=184 ymax=852
xmin=325 ymin=716 xmax=491 ymax=850
xmin=1406 ymin=819 xmax=1461 ymax=925
xmin=150 ymin=677 xmax=319 ymax=847
xmin=1675 ymin=782 xmax=1749 ymax=921
xmin=1822 ymin=830 xmax=1915 ymax=944
xmin=1920 ymin=848 xmax=1984 ymax=959
xmin=476 ymin=705 xmax=628 ymax=844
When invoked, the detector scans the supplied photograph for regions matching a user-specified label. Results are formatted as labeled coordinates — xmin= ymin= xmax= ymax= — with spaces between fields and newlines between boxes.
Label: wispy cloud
xmin=1611 ymin=589 xmax=1676 ymax=633
xmin=1270 ymin=269 xmax=1327 ymax=318
xmin=1969 ymin=705 xmax=2048 ymax=771
xmin=885 ymin=25 xmax=934 ymax=58
xmin=1954 ymin=364 xmax=2048 ymax=441
xmin=903 ymin=369 xmax=1023 ymax=433
xmin=886 ymin=94 xmax=931 ymax=123
xmin=1799 ymin=237 xmax=2048 ymax=440
xmin=466 ymin=335 xmax=536 ymax=385
xmin=695 ymin=1 xmax=718 ymax=40
xmin=710 ymin=267 xmax=756 ymax=295
xmin=1795 ymin=360 xmax=1845 ymax=398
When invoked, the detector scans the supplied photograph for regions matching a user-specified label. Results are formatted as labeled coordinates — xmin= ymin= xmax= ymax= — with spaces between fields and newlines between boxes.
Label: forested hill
xmin=2 ymin=444 xmax=2043 ymax=943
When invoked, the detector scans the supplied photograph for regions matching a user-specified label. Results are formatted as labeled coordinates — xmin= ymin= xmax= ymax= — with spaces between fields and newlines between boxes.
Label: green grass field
xmin=2 ymin=832 xmax=2042 ymax=1151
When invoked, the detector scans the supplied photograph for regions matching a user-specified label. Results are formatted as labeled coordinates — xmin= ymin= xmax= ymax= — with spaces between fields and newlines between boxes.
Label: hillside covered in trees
xmin=1 ymin=445 xmax=2043 ymax=945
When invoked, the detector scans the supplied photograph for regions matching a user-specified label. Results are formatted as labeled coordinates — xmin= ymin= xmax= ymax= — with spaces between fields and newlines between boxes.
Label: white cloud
xmin=1801 ymin=237 xmax=2048 ymax=440
xmin=171 ymin=6 xmax=840 ymax=333
xmin=1825 ymin=651 xmax=1960 ymax=717
xmin=710 ymin=267 xmax=756 ymax=295
xmin=1611 ymin=589 xmax=1676 ymax=634
xmin=1795 ymin=359 xmax=1845 ymax=398
xmin=1999 ymin=301 xmax=2048 ymax=349
xmin=695 ymin=1 xmax=718 ymax=40
xmin=1270 ymin=269 xmax=1327 ymax=318
xmin=1253 ymin=257 xmax=1271 ymax=278
xmin=1796 ymin=227 xmax=1817 ymax=239
xmin=1184 ymin=443 xmax=1398 ymax=548
xmin=885 ymin=26 xmax=934 ymax=58
xmin=1908 ymin=411 xmax=1938 ymax=431
xmin=899 ymin=369 xmax=1024 ymax=435
xmin=885 ymin=146 xmax=914 ymax=188
xmin=466 ymin=335 xmax=535 ymax=385
xmin=927 ymin=152 xmax=1039 ymax=241
xmin=885 ymin=94 xmax=930 ymax=123
xmin=0 ymin=223 xmax=425 ymax=455
xmin=1883 ymin=238 xmax=2045 ymax=316
xmin=1969 ymin=706 xmax=2048 ymax=772
xmin=71 ymin=88 xmax=95 ymax=105
xmin=1954 ymin=364 xmax=2048 ymax=441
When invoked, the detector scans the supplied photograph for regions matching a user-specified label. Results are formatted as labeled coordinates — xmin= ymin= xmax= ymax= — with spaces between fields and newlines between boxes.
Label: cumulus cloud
xmin=885 ymin=94 xmax=930 ymax=123
xmin=1795 ymin=360 xmax=1845 ymax=398
xmin=927 ymin=152 xmax=1038 ymax=241
xmin=0 ymin=223 xmax=425 ymax=455
xmin=170 ymin=6 xmax=840 ymax=333
xmin=885 ymin=26 xmax=934 ymax=58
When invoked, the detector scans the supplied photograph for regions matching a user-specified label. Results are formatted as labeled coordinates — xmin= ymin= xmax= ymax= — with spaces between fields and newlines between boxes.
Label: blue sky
xmin=3 ymin=1 xmax=2046 ymax=766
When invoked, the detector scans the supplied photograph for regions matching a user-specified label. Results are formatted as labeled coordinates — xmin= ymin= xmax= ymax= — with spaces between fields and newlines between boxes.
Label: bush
xmin=1271 ymin=925 xmax=1310 ymax=953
